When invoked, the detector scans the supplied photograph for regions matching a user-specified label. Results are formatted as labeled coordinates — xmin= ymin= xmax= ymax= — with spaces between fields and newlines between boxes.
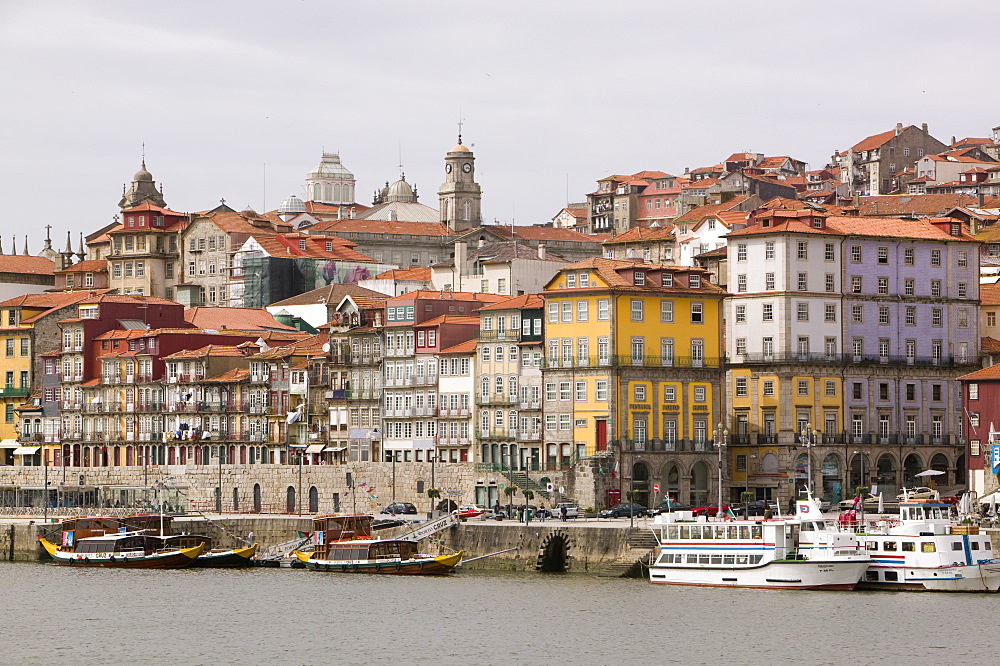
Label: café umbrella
xmin=914 ymin=470 xmax=945 ymax=477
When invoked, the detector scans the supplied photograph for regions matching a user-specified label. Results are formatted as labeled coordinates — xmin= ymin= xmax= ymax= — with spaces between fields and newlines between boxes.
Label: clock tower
xmin=438 ymin=135 xmax=482 ymax=232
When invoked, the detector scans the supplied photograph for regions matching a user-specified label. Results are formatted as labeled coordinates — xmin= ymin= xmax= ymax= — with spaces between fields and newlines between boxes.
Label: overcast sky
xmin=2 ymin=1 xmax=999 ymax=247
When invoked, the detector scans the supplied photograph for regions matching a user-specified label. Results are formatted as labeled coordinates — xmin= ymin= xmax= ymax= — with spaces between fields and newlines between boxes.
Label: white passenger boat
xmin=841 ymin=499 xmax=1000 ymax=592
xmin=648 ymin=497 xmax=869 ymax=590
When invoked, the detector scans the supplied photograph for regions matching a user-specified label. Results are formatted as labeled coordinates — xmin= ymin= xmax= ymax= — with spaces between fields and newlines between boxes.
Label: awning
xmin=0 ymin=439 xmax=18 ymax=449
xmin=305 ymin=444 xmax=326 ymax=454
xmin=979 ymin=491 xmax=1000 ymax=505
xmin=324 ymin=446 xmax=347 ymax=453
xmin=13 ymin=446 xmax=40 ymax=455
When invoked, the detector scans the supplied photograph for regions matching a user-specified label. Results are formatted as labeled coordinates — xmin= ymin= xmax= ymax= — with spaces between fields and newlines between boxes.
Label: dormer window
xmin=690 ymin=274 xmax=701 ymax=289
xmin=326 ymin=241 xmax=333 ymax=252
xmin=951 ymin=224 xmax=960 ymax=236
xmin=662 ymin=273 xmax=673 ymax=288
xmin=634 ymin=272 xmax=645 ymax=286
xmin=579 ymin=273 xmax=589 ymax=288
xmin=813 ymin=218 xmax=823 ymax=228
xmin=299 ymin=240 xmax=307 ymax=250
xmin=567 ymin=274 xmax=577 ymax=288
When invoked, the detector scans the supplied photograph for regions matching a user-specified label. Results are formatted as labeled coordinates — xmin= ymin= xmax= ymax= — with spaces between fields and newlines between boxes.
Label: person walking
xmin=539 ymin=503 xmax=546 ymax=522
xmin=560 ymin=504 xmax=568 ymax=521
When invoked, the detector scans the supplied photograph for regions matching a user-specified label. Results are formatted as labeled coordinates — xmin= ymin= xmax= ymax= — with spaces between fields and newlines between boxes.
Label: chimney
xmin=537 ymin=242 xmax=547 ymax=260
xmin=454 ymin=240 xmax=467 ymax=270
xmin=921 ymin=123 xmax=927 ymax=133
xmin=895 ymin=123 xmax=903 ymax=136
xmin=684 ymin=167 xmax=690 ymax=174
xmin=951 ymin=135 xmax=957 ymax=146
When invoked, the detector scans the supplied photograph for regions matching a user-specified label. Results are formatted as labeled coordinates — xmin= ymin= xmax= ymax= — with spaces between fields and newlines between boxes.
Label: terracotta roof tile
xmin=858 ymin=194 xmax=978 ymax=216
xmin=477 ymin=293 xmax=544 ymax=311
xmin=959 ymin=362 xmax=1000 ymax=381
xmin=980 ymin=282 xmax=1000 ymax=306
xmin=603 ymin=225 xmax=676 ymax=245
xmin=0 ymin=255 xmax=56 ymax=275
xmin=415 ymin=315 xmax=480 ymax=327
xmin=184 ymin=307 xmax=298 ymax=331
xmin=374 ymin=267 xmax=432 ymax=281
xmin=54 ymin=260 xmax=109 ymax=274
xmin=438 ymin=340 xmax=477 ymax=354
xmin=161 ymin=345 xmax=248 ymax=360
xmin=851 ymin=127 xmax=915 ymax=152
xmin=674 ymin=196 xmax=753 ymax=223
xmin=981 ymin=337 xmax=1000 ymax=354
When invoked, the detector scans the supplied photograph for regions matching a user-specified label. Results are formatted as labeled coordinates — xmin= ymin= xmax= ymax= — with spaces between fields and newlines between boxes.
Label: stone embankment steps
xmin=597 ymin=526 xmax=659 ymax=578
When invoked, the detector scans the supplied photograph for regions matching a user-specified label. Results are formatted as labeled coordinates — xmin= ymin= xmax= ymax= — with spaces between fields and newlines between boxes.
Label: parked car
xmin=380 ymin=502 xmax=417 ymax=515
xmin=599 ymin=502 xmax=648 ymax=518
xmin=734 ymin=500 xmax=777 ymax=516
xmin=649 ymin=500 xmax=696 ymax=516
xmin=551 ymin=503 xmax=580 ymax=519
xmin=691 ymin=503 xmax=731 ymax=517
xmin=895 ymin=486 xmax=937 ymax=502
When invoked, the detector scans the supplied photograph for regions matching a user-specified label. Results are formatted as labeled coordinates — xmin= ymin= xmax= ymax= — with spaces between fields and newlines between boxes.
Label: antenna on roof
xmin=262 ymin=162 xmax=266 ymax=214
xmin=457 ymin=107 xmax=464 ymax=145
xmin=398 ymin=141 xmax=404 ymax=177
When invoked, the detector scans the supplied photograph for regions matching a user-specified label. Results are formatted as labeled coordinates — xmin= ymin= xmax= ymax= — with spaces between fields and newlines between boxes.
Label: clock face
xmin=445 ymin=163 xmax=453 ymax=173
xmin=462 ymin=163 xmax=472 ymax=173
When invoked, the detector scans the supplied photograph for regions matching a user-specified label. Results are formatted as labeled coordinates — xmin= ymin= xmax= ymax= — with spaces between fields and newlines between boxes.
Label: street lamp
xmin=715 ymin=423 xmax=728 ymax=518
xmin=799 ymin=422 xmax=816 ymax=497
xmin=853 ymin=450 xmax=870 ymax=519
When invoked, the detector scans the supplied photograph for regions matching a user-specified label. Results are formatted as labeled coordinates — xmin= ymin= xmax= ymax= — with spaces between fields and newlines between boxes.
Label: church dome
xmin=308 ymin=152 xmax=354 ymax=180
xmin=133 ymin=162 xmax=153 ymax=181
xmin=450 ymin=143 xmax=471 ymax=153
xmin=278 ymin=194 xmax=306 ymax=214
xmin=385 ymin=176 xmax=416 ymax=203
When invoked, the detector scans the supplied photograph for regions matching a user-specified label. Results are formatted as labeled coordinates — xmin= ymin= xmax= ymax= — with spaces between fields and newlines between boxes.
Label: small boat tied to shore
xmin=293 ymin=514 xmax=463 ymax=575
xmin=647 ymin=495 xmax=870 ymax=590
xmin=839 ymin=498 xmax=1000 ymax=592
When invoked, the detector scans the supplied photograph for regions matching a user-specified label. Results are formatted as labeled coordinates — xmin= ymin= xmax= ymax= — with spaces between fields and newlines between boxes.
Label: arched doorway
xmin=661 ymin=462 xmax=681 ymax=502
xmin=308 ymin=486 xmax=319 ymax=513
xmin=631 ymin=461 xmax=651 ymax=507
xmin=253 ymin=483 xmax=261 ymax=513
xmin=849 ymin=453 xmax=868 ymax=491
xmin=793 ymin=453 xmax=809 ymax=497
xmin=902 ymin=454 xmax=923 ymax=487
xmin=286 ymin=486 xmax=296 ymax=514
xmin=691 ymin=461 xmax=710 ymax=504
xmin=955 ymin=456 xmax=967 ymax=485
xmin=821 ymin=454 xmax=842 ymax=503
xmin=930 ymin=453 xmax=949 ymax=486
xmin=876 ymin=453 xmax=898 ymax=499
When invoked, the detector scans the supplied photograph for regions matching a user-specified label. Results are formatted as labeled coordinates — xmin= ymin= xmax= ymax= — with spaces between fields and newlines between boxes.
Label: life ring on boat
xmin=418 ymin=562 xmax=424 ymax=571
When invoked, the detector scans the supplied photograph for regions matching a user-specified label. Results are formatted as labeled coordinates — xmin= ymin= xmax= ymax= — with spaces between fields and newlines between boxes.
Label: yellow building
xmin=541 ymin=258 xmax=726 ymax=507
xmin=1 ymin=292 xmax=96 ymax=465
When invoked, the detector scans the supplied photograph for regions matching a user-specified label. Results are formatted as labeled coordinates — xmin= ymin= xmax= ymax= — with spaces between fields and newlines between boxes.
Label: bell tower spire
xmin=438 ymin=129 xmax=482 ymax=233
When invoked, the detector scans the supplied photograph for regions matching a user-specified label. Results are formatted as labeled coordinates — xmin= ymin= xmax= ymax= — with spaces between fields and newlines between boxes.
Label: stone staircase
xmin=503 ymin=470 xmax=551 ymax=500
xmin=597 ymin=528 xmax=660 ymax=578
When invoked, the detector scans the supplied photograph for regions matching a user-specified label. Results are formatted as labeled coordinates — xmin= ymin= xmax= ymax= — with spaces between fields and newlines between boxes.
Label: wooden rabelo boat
xmin=294 ymin=514 xmax=462 ymax=575
xmin=38 ymin=532 xmax=204 ymax=568
xmin=38 ymin=515 xmax=256 ymax=568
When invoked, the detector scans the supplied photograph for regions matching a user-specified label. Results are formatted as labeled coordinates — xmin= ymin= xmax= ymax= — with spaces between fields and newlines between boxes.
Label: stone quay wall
xmin=0 ymin=462 xmax=482 ymax=516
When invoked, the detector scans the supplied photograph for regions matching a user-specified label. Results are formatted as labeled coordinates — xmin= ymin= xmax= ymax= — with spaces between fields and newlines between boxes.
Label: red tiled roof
xmin=981 ymin=337 xmax=1000 ymax=354
xmin=438 ymin=340 xmax=477 ymax=354
xmin=550 ymin=257 xmax=724 ymax=295
xmin=851 ymin=126 xmax=915 ymax=152
xmin=55 ymin=260 xmax=108 ymax=274
xmin=202 ymin=368 xmax=250 ymax=383
xmin=161 ymin=345 xmax=248 ymax=360
xmin=858 ymin=194 xmax=978 ymax=216
xmin=79 ymin=294 xmax=177 ymax=306
xmin=603 ymin=225 xmax=676 ymax=245
xmin=727 ymin=214 xmax=976 ymax=241
xmin=414 ymin=315 xmax=480 ymax=327
xmin=374 ymin=267 xmax=432 ymax=281
xmin=674 ymin=196 xmax=753 ymax=223
xmin=483 ymin=225 xmax=600 ymax=243
xmin=386 ymin=290 xmax=508 ymax=304
xmin=959 ymin=362 xmax=1000 ymax=381
xmin=121 ymin=202 xmax=186 ymax=216
xmin=0 ymin=255 xmax=55 ymax=275
xmin=311 ymin=218 xmax=453 ymax=237
xmin=477 ymin=293 xmax=544 ymax=311
xmin=0 ymin=290 xmax=102 ymax=312
xmin=184 ymin=307 xmax=298 ymax=331
xmin=980 ymin=282 xmax=1000 ymax=306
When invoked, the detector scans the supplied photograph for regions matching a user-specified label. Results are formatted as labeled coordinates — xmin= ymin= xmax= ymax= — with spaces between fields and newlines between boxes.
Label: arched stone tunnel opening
xmin=536 ymin=532 xmax=571 ymax=572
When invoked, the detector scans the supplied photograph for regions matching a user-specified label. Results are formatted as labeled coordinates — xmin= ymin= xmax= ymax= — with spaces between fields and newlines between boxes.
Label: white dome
xmin=279 ymin=194 xmax=306 ymax=214
xmin=385 ymin=176 xmax=416 ymax=203
xmin=307 ymin=152 xmax=354 ymax=180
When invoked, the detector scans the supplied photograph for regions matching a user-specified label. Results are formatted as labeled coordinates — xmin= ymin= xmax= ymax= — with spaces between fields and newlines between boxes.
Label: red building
xmin=959 ymin=364 xmax=1000 ymax=497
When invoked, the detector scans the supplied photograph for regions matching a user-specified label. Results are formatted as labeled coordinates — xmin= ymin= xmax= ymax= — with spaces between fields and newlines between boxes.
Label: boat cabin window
xmin=740 ymin=526 xmax=751 ymax=540
xmin=690 ymin=527 xmax=702 ymax=539
xmin=865 ymin=571 xmax=878 ymax=582
xmin=679 ymin=526 xmax=690 ymax=539
xmin=902 ymin=542 xmax=915 ymax=551
xmin=921 ymin=543 xmax=936 ymax=553
xmin=666 ymin=526 xmax=679 ymax=540
xmin=751 ymin=525 xmax=761 ymax=539
xmin=971 ymin=542 xmax=981 ymax=551
xmin=884 ymin=571 xmax=898 ymax=582
xmin=866 ymin=541 xmax=878 ymax=551
xmin=714 ymin=526 xmax=726 ymax=539
xmin=884 ymin=541 xmax=897 ymax=551
xmin=951 ymin=542 xmax=963 ymax=551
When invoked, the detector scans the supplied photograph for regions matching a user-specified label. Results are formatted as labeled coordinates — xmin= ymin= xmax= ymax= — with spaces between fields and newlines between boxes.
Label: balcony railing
xmin=733 ymin=351 xmax=974 ymax=367
xmin=0 ymin=386 xmax=30 ymax=397
xmin=479 ymin=428 xmax=518 ymax=441
xmin=620 ymin=438 xmax=716 ymax=453
xmin=436 ymin=407 xmax=471 ymax=417
xmin=517 ymin=431 xmax=541 ymax=442
xmin=478 ymin=330 xmax=520 ymax=342
xmin=345 ymin=390 xmax=380 ymax=401
xmin=518 ymin=401 xmax=542 ymax=411
xmin=435 ymin=436 xmax=470 ymax=447
xmin=476 ymin=394 xmax=517 ymax=406
xmin=543 ymin=355 xmax=724 ymax=370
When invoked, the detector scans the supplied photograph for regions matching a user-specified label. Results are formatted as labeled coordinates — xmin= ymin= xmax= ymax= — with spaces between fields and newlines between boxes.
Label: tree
xmin=503 ymin=485 xmax=518 ymax=518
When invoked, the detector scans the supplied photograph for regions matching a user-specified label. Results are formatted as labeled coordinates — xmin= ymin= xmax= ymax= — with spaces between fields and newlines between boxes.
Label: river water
xmin=0 ymin=562 xmax=993 ymax=665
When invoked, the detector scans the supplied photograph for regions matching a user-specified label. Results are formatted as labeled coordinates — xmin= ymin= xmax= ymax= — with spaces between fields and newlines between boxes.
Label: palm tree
xmin=503 ymin=485 xmax=519 ymax=519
